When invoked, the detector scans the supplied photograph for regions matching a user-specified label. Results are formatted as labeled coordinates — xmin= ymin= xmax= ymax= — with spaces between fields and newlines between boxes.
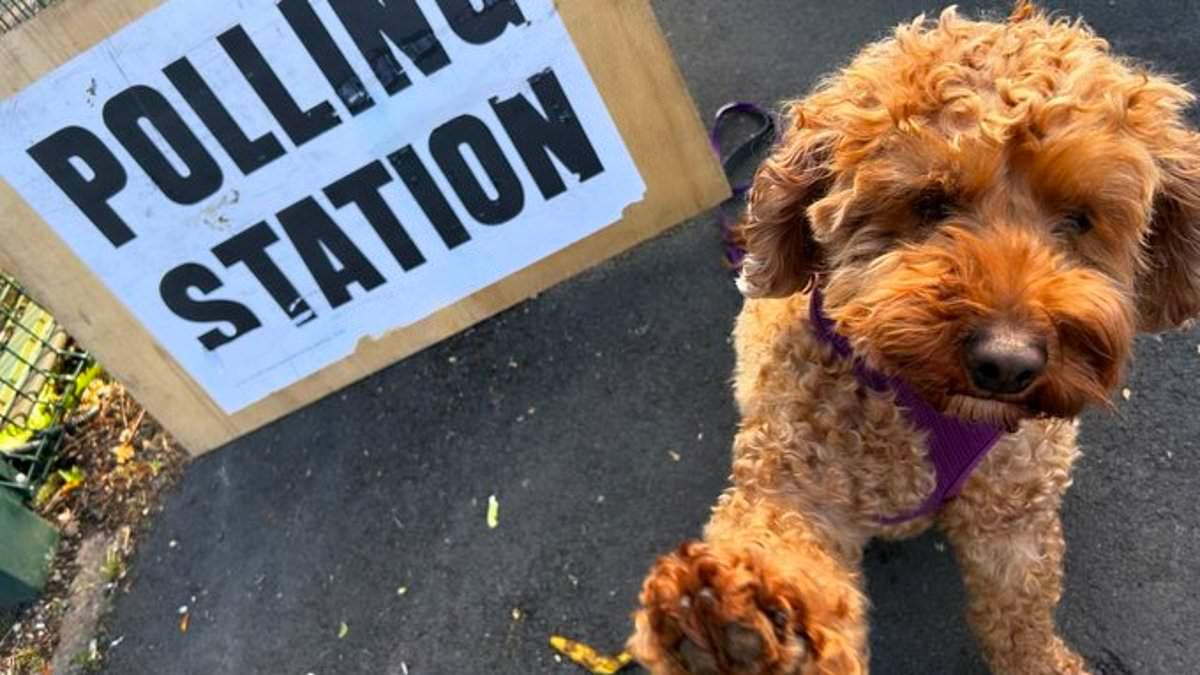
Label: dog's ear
xmin=736 ymin=114 xmax=836 ymax=299
xmin=1136 ymin=129 xmax=1200 ymax=331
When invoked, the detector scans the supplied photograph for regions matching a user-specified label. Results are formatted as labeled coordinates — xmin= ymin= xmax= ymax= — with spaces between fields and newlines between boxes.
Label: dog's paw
xmin=629 ymin=541 xmax=846 ymax=675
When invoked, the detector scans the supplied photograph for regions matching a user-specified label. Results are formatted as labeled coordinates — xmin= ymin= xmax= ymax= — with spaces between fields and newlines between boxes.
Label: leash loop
xmin=708 ymin=102 xmax=777 ymax=269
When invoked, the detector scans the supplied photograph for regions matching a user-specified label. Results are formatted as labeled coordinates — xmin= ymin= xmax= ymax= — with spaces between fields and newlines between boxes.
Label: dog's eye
xmin=1060 ymin=212 xmax=1093 ymax=235
xmin=914 ymin=190 xmax=955 ymax=224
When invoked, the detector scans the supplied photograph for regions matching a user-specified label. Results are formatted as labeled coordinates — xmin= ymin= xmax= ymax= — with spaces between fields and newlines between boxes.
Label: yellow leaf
xmin=549 ymin=635 xmax=635 ymax=674
xmin=337 ymin=622 xmax=349 ymax=639
xmin=53 ymin=467 xmax=86 ymax=501
xmin=179 ymin=612 xmax=190 ymax=633
xmin=486 ymin=495 xmax=500 ymax=529
xmin=112 ymin=443 xmax=135 ymax=465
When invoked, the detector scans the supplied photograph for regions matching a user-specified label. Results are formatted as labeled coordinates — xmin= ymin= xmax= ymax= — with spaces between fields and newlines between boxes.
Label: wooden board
xmin=0 ymin=0 xmax=729 ymax=454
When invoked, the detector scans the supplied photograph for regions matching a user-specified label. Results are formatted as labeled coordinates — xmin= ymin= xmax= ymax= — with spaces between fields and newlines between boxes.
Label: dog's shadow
xmin=863 ymin=530 xmax=1126 ymax=675
xmin=864 ymin=533 xmax=987 ymax=673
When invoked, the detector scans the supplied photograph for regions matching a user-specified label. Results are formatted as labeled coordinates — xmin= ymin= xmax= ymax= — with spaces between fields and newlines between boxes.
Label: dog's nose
xmin=965 ymin=326 xmax=1047 ymax=395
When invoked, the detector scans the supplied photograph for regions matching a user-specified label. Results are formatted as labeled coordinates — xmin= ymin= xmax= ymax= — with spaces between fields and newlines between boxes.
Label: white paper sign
xmin=0 ymin=0 xmax=645 ymax=412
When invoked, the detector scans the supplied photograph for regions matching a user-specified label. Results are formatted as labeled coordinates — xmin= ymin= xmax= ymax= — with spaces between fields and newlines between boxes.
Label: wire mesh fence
xmin=1 ymin=0 xmax=97 ymax=502
xmin=0 ymin=0 xmax=56 ymax=34
xmin=0 ymin=275 xmax=94 ymax=500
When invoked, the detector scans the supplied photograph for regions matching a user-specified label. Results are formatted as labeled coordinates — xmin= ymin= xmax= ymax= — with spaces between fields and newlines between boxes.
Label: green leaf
xmin=486 ymin=494 xmax=500 ymax=529
xmin=57 ymin=466 xmax=86 ymax=488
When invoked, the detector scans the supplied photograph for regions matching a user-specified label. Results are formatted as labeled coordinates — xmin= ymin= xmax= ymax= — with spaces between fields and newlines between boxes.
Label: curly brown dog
xmin=629 ymin=3 xmax=1200 ymax=674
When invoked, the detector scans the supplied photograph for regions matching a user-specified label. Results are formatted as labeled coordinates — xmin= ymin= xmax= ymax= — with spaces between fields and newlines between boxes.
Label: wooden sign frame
xmin=0 ymin=0 xmax=729 ymax=455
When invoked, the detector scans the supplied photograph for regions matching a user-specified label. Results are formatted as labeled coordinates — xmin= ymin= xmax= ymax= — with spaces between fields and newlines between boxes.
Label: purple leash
xmin=708 ymin=102 xmax=778 ymax=269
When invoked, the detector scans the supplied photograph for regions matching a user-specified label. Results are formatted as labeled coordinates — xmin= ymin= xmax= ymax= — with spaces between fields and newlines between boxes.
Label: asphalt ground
xmin=100 ymin=2 xmax=1200 ymax=674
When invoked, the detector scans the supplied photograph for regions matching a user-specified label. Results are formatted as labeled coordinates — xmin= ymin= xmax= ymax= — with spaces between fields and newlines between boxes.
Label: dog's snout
xmin=964 ymin=326 xmax=1047 ymax=396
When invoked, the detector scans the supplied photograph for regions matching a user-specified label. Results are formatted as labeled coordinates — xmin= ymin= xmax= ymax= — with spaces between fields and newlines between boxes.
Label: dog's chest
xmin=793 ymin=360 xmax=939 ymax=521
xmin=733 ymin=328 xmax=939 ymax=523
xmin=729 ymin=333 xmax=1080 ymax=526
xmin=732 ymin=298 xmax=1080 ymax=526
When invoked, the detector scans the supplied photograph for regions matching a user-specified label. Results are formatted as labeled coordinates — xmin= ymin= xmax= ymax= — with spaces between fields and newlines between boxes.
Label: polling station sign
xmin=0 ymin=0 xmax=644 ymax=412
xmin=0 ymin=0 xmax=727 ymax=452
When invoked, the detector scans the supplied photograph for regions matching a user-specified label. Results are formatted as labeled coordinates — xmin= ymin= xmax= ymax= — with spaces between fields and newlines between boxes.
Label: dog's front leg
xmin=942 ymin=503 xmax=1089 ymax=675
xmin=629 ymin=489 xmax=868 ymax=675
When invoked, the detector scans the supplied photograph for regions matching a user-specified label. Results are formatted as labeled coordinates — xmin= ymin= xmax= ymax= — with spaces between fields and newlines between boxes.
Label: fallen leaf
xmin=57 ymin=466 xmax=85 ymax=491
xmin=179 ymin=611 xmax=190 ymax=633
xmin=112 ymin=443 xmax=135 ymax=465
xmin=118 ymin=526 xmax=133 ymax=551
xmin=511 ymin=607 xmax=522 ymax=621
xmin=549 ymin=635 xmax=634 ymax=674
xmin=34 ymin=477 xmax=60 ymax=508
xmin=667 ymin=450 xmax=681 ymax=462
xmin=486 ymin=495 xmax=500 ymax=529
xmin=397 ymin=586 xmax=408 ymax=596
xmin=1121 ymin=388 xmax=1132 ymax=400
xmin=337 ymin=622 xmax=349 ymax=639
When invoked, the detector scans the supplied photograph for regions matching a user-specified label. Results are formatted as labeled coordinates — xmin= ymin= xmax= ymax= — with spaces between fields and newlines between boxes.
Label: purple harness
xmin=808 ymin=289 xmax=1004 ymax=524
